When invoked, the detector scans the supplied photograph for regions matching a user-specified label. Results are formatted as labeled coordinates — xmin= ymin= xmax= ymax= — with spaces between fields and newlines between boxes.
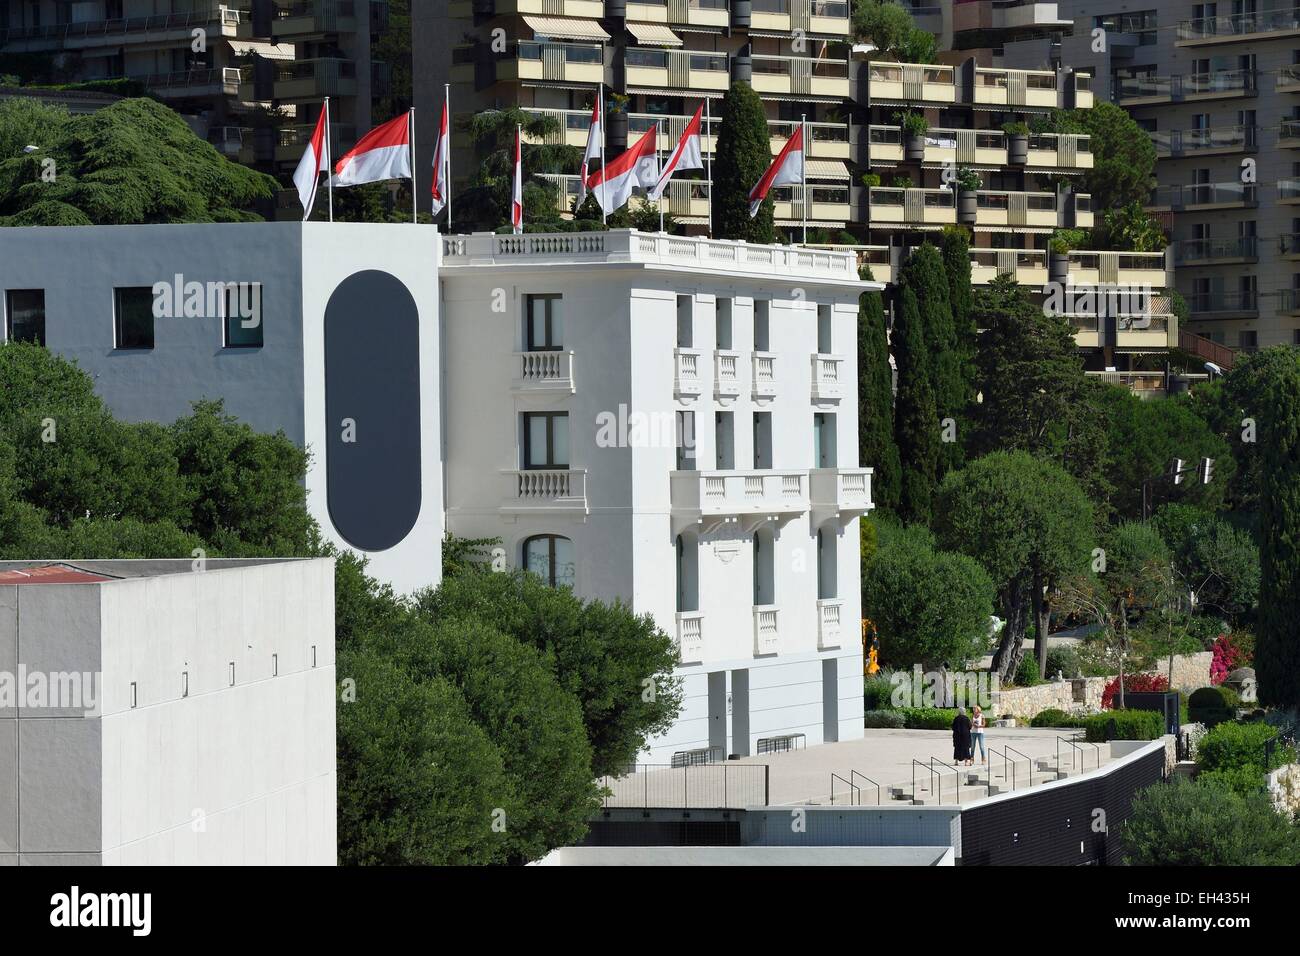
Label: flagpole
xmin=599 ymin=84 xmax=607 ymax=226
xmin=705 ymin=98 xmax=712 ymax=239
xmin=444 ymin=84 xmax=452 ymax=231
xmin=409 ymin=108 xmax=418 ymax=224
xmin=325 ymin=98 xmax=334 ymax=223
xmin=800 ymin=113 xmax=807 ymax=246
xmin=657 ymin=118 xmax=664 ymax=234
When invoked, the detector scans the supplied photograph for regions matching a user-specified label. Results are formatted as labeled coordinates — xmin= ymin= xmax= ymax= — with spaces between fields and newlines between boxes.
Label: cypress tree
xmin=713 ymin=82 xmax=775 ymax=243
xmin=940 ymin=225 xmax=977 ymax=403
xmin=857 ymin=276 xmax=901 ymax=511
xmin=899 ymin=243 xmax=962 ymax=476
xmin=1253 ymin=348 xmax=1300 ymax=708
xmin=892 ymin=286 xmax=939 ymax=524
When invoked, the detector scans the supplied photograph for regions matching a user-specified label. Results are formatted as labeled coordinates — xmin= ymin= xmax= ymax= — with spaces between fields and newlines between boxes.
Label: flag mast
xmin=409 ymin=108 xmax=417 ymax=224
xmin=705 ymin=97 xmax=712 ymax=239
xmin=599 ymin=84 xmax=607 ymax=226
xmin=324 ymin=97 xmax=334 ymax=223
xmin=657 ymin=117 xmax=664 ymax=233
xmin=800 ymin=113 xmax=808 ymax=246
xmin=445 ymin=83 xmax=452 ymax=231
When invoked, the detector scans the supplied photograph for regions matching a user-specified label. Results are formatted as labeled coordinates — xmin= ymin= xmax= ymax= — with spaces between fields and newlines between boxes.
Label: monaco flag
xmin=585 ymin=126 xmax=659 ymax=216
xmin=748 ymin=124 xmax=804 ymax=217
xmin=292 ymin=108 xmax=329 ymax=219
xmin=511 ymin=125 xmax=523 ymax=234
xmin=648 ymin=104 xmax=704 ymax=202
xmin=430 ymin=98 xmax=450 ymax=217
xmin=578 ymin=93 xmax=602 ymax=203
xmin=333 ymin=113 xmax=412 ymax=188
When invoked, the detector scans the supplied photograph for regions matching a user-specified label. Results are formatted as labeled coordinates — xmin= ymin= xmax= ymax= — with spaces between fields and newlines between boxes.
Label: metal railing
xmin=1179 ymin=10 xmax=1300 ymax=40
xmin=0 ymin=6 xmax=240 ymax=43
xmin=1056 ymin=735 xmax=1085 ymax=772
xmin=598 ymin=762 xmax=769 ymax=809
xmin=1004 ymin=746 xmax=1032 ymax=790
xmin=757 ymin=732 xmax=806 ymax=755
xmin=930 ymin=756 xmax=960 ymax=804
xmin=830 ymin=772 xmax=859 ymax=806
xmin=851 ymin=770 xmax=881 ymax=806
xmin=1177 ymin=236 xmax=1258 ymax=262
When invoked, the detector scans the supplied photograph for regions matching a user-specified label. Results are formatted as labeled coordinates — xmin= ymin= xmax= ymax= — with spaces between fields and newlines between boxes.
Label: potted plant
xmin=955 ymin=165 xmax=980 ymax=225
xmin=607 ymin=92 xmax=630 ymax=150
xmin=1048 ymin=232 xmax=1075 ymax=284
xmin=861 ymin=172 xmax=881 ymax=189
xmin=890 ymin=173 xmax=914 ymax=189
xmin=895 ymin=109 xmax=929 ymax=162
xmin=1002 ymin=120 xmax=1030 ymax=165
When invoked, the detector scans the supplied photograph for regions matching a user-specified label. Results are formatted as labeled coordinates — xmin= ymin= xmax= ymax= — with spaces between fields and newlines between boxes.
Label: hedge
xmin=863 ymin=676 xmax=896 ymax=711
xmin=1030 ymin=708 xmax=1085 ymax=728
xmin=1082 ymin=709 xmax=1165 ymax=742
xmin=1197 ymin=721 xmax=1289 ymax=776
xmin=1188 ymin=685 xmax=1240 ymax=727
xmin=863 ymin=709 xmax=906 ymax=729
xmin=899 ymin=707 xmax=958 ymax=729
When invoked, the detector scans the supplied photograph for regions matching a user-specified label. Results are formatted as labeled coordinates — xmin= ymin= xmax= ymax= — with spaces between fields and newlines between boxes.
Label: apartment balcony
xmin=867 ymin=126 xmax=1091 ymax=171
xmin=1068 ymin=250 xmax=1168 ymax=288
xmin=670 ymin=470 xmax=809 ymax=535
xmin=501 ymin=468 xmax=590 ymax=517
xmin=450 ymin=0 xmax=605 ymax=16
xmin=675 ymin=611 xmax=705 ymax=663
xmin=129 ymin=67 xmax=242 ymax=100
xmin=505 ymin=40 xmax=606 ymax=85
xmin=1277 ymin=66 xmax=1300 ymax=94
xmin=271 ymin=58 xmax=358 ymax=101
xmin=660 ymin=180 xmax=712 ymax=220
xmin=752 ymin=352 xmax=778 ymax=400
xmin=0 ymin=5 xmax=241 ymax=52
xmin=626 ymin=0 xmax=731 ymax=28
xmin=1280 ymin=119 xmax=1300 ymax=148
xmin=512 ymin=350 xmax=577 ymax=394
xmin=748 ymin=0 xmax=851 ymax=36
xmin=267 ymin=0 xmax=359 ymax=39
xmin=753 ymin=606 xmax=779 ymax=656
xmin=975 ymin=190 xmax=1059 ymax=229
xmin=526 ymin=108 xmax=602 ymax=148
xmin=1069 ymin=307 xmax=1174 ymax=351
xmin=625 ymin=48 xmax=728 ymax=92
xmin=867 ymin=186 xmax=955 ymax=226
xmin=251 ymin=122 xmax=357 ymax=164
xmin=1276 ymin=289 xmax=1300 ymax=317
xmin=1283 ymin=179 xmax=1300 ymax=204
xmin=770 ymin=184 xmax=851 ymax=226
xmin=674 ymin=348 xmax=704 ymax=399
xmin=1085 ymin=370 xmax=1167 ymax=399
xmin=811 ymin=354 xmax=844 ymax=402
xmin=853 ymin=245 xmax=893 ymax=283
xmin=866 ymin=62 xmax=956 ymax=105
xmin=1116 ymin=69 xmax=1256 ymax=106
xmin=1280 ymin=233 xmax=1300 ymax=260
xmin=770 ymin=120 xmax=851 ymax=160
xmin=816 ymin=599 xmax=843 ymax=650
xmin=973 ymin=67 xmax=1062 ymax=109
xmin=1176 ymin=236 xmax=1258 ymax=266
xmin=714 ymin=349 xmax=742 ymax=400
xmin=970 ymin=248 xmax=1048 ymax=286
xmin=751 ymin=54 xmax=850 ymax=99
xmin=1186 ymin=291 xmax=1258 ymax=319
xmin=1177 ymin=10 xmax=1300 ymax=45
xmin=1149 ymin=182 xmax=1256 ymax=212
xmin=809 ymin=467 xmax=873 ymax=525
xmin=1150 ymin=125 xmax=1257 ymax=158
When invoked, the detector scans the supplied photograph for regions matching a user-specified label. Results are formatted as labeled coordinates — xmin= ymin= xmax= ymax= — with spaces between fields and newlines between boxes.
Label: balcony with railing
xmin=816 ymin=599 xmax=843 ymax=650
xmin=670 ymin=470 xmax=809 ymax=535
xmin=769 ymin=119 xmax=850 ymax=160
xmin=714 ymin=349 xmax=742 ymax=400
xmin=1281 ymin=118 xmax=1300 ymax=147
xmin=267 ymin=0 xmax=358 ymax=37
xmin=512 ymin=350 xmax=576 ymax=394
xmin=867 ymin=126 xmax=1091 ymax=169
xmin=749 ymin=0 xmax=851 ymax=35
xmin=451 ymin=0 xmax=605 ymax=17
xmin=973 ymin=67 xmax=1061 ymax=108
xmin=502 ymin=468 xmax=590 ymax=516
xmin=1277 ymin=288 xmax=1300 ymax=315
xmin=1177 ymin=9 xmax=1300 ymax=45
xmin=1150 ymin=124 xmax=1256 ymax=158
xmin=270 ymin=57 xmax=357 ymax=99
xmin=676 ymin=611 xmax=705 ymax=663
xmin=1283 ymin=179 xmax=1300 ymax=202
xmin=970 ymin=248 xmax=1048 ymax=285
xmin=1116 ymin=69 xmax=1256 ymax=105
xmin=526 ymin=107 xmax=605 ymax=148
xmin=1149 ymin=182 xmax=1256 ymax=211
xmin=626 ymin=0 xmax=730 ymax=28
xmin=0 ymin=5 xmax=241 ymax=52
xmin=809 ymin=467 xmax=873 ymax=525
xmin=769 ymin=184 xmax=851 ymax=224
xmin=1278 ymin=65 xmax=1300 ymax=94
xmin=510 ymin=40 xmax=606 ymax=84
xmin=1068 ymin=250 xmax=1168 ymax=287
xmin=867 ymin=186 xmax=955 ymax=226
xmin=1085 ymin=370 xmax=1167 ymax=398
xmin=753 ymin=605 xmax=779 ymax=656
xmin=1176 ymin=236 xmax=1259 ymax=264
xmin=1187 ymin=291 xmax=1258 ymax=317
xmin=675 ymin=347 xmax=704 ymax=399
xmin=752 ymin=352 xmax=778 ymax=399
xmin=866 ymin=62 xmax=956 ymax=104
xmin=625 ymin=47 xmax=727 ymax=91
xmin=127 ymin=67 xmax=242 ymax=98
xmin=811 ymin=353 xmax=844 ymax=402
xmin=1281 ymin=233 xmax=1300 ymax=259
xmin=975 ymin=190 xmax=1058 ymax=228
xmin=751 ymin=54 xmax=850 ymax=98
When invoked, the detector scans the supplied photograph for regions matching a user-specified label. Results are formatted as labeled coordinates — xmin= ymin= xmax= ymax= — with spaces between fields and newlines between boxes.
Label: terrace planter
xmin=607 ymin=110 xmax=628 ymax=152
xmin=1007 ymin=132 xmax=1029 ymax=165
xmin=903 ymin=131 xmax=925 ymax=162
xmin=1049 ymin=252 xmax=1070 ymax=285
xmin=957 ymin=188 xmax=978 ymax=225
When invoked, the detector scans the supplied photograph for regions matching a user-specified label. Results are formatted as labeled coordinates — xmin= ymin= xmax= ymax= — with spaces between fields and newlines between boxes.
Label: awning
xmin=626 ymin=22 xmax=683 ymax=46
xmin=805 ymin=159 xmax=851 ymax=180
xmin=522 ymin=16 xmax=610 ymax=41
xmin=757 ymin=92 xmax=847 ymax=105
xmin=628 ymin=87 xmax=725 ymax=99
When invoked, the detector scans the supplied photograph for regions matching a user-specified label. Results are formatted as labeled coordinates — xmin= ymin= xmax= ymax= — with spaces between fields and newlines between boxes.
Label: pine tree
xmin=857 ymin=278 xmax=901 ymax=511
xmin=892 ymin=286 xmax=939 ymax=524
xmin=713 ymin=82 xmax=775 ymax=243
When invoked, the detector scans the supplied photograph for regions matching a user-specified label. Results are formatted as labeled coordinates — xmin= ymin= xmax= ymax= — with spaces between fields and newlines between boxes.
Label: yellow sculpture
xmin=862 ymin=618 xmax=880 ymax=675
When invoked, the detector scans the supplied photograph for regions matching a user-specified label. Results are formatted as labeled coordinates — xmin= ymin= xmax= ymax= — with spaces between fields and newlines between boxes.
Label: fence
xmin=599 ymin=762 xmax=770 ymax=809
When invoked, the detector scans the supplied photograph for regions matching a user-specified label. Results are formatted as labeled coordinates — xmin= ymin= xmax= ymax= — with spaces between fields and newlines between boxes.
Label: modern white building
xmin=0 ymin=558 xmax=336 ymax=866
xmin=441 ymin=230 xmax=879 ymax=763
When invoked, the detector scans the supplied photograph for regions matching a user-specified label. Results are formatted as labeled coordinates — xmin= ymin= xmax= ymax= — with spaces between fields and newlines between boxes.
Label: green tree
xmin=857 ymin=280 xmax=901 ymax=511
xmin=935 ymin=452 xmax=1094 ymax=681
xmin=852 ymin=1 xmax=938 ymax=62
xmin=415 ymin=568 xmax=683 ymax=777
xmin=892 ymin=285 xmax=939 ymax=523
xmin=714 ymin=82 xmax=774 ymax=242
xmin=1038 ymin=102 xmax=1156 ymax=211
xmin=1153 ymin=504 xmax=1259 ymax=624
xmin=1092 ymin=200 xmax=1168 ymax=253
xmin=899 ymin=243 xmax=964 ymax=476
xmin=940 ymin=225 xmax=977 ymax=407
xmin=0 ymin=98 xmax=276 ymax=225
xmin=862 ymin=532 xmax=995 ymax=669
xmin=1122 ymin=778 xmax=1300 ymax=866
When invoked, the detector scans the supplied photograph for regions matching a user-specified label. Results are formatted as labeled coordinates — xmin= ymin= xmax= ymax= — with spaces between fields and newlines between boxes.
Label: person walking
xmin=952 ymin=707 xmax=973 ymax=765
xmin=971 ymin=705 xmax=988 ymax=764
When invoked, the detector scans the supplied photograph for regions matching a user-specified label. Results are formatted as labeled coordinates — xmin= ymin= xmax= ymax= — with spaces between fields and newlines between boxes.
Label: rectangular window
xmin=222 ymin=284 xmax=263 ymax=348
xmin=676 ymin=410 xmax=696 ymax=470
xmin=114 ymin=287 xmax=155 ymax=350
xmin=715 ymin=411 xmax=735 ymax=470
xmin=716 ymin=297 xmax=733 ymax=350
xmin=4 ymin=289 xmax=46 ymax=345
xmin=753 ymin=412 xmax=772 ymax=469
xmin=676 ymin=294 xmax=693 ymax=348
xmin=817 ymin=303 xmax=833 ymax=354
xmin=754 ymin=299 xmax=770 ymax=351
xmin=1239 ymin=330 xmax=1257 ymax=350
xmin=523 ymin=412 xmax=569 ymax=469
xmin=525 ymin=293 xmax=563 ymax=350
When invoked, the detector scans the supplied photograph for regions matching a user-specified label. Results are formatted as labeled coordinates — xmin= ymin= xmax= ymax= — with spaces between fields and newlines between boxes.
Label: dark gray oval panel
xmin=324 ymin=270 xmax=422 ymax=551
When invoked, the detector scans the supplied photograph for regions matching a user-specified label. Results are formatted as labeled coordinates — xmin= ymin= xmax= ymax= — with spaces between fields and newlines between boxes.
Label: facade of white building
xmin=441 ymin=231 xmax=878 ymax=763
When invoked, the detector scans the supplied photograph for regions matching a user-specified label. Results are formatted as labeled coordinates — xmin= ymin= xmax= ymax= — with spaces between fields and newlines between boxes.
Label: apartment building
xmin=0 ymin=1 xmax=386 ymax=176
xmin=998 ymin=0 xmax=1300 ymax=351
xmin=419 ymin=0 xmax=856 ymax=231
xmin=440 ymin=230 xmax=876 ymax=762
xmin=898 ymin=0 xmax=1072 ymax=53
xmin=0 ymin=222 xmax=444 ymax=593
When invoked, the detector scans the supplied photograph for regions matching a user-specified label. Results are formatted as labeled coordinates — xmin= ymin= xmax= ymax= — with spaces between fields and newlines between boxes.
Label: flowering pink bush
xmin=1102 ymin=672 xmax=1169 ymax=710
xmin=1210 ymin=633 xmax=1250 ymax=685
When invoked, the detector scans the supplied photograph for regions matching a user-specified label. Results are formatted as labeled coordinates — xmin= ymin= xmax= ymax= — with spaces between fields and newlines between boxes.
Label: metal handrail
xmin=988 ymin=747 xmax=1016 ymax=791
xmin=830 ymin=772 xmax=859 ymax=806
xmin=851 ymin=770 xmax=882 ymax=806
xmin=911 ymin=759 xmax=932 ymax=804
xmin=930 ymin=756 xmax=960 ymax=805
xmin=1004 ymin=746 xmax=1032 ymax=790
xmin=1057 ymin=735 xmax=1084 ymax=771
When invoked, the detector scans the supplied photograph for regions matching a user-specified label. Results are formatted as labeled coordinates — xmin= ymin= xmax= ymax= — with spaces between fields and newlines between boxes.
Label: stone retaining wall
xmin=993 ymin=653 xmax=1213 ymax=720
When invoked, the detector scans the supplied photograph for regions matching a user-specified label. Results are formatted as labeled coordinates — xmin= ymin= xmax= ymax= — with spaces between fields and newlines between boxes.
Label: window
xmin=716 ymin=297 xmax=733 ymax=350
xmin=715 ymin=411 xmax=735 ymax=470
xmin=752 ymin=412 xmax=772 ymax=469
xmin=5 ymin=289 xmax=45 ymax=345
xmin=114 ymin=287 xmax=155 ymax=350
xmin=817 ymin=303 xmax=832 ymax=354
xmin=222 ymin=284 xmax=263 ymax=348
xmin=754 ymin=299 xmax=770 ymax=351
xmin=676 ymin=410 xmax=696 ymax=470
xmin=817 ymin=527 xmax=837 ymax=600
xmin=1239 ymin=330 xmax=1257 ymax=351
xmin=676 ymin=533 xmax=699 ymax=612
xmin=523 ymin=411 xmax=569 ymax=468
xmin=676 ymin=294 xmax=693 ymax=348
xmin=1293 ymin=329 xmax=1300 ymax=346
xmin=525 ymin=293 xmax=563 ymax=350
xmin=814 ymin=413 xmax=837 ymax=468
xmin=753 ymin=528 xmax=775 ymax=606
xmin=524 ymin=534 xmax=575 ymax=589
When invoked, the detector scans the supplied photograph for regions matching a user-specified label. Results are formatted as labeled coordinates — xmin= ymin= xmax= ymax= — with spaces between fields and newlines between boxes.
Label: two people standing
xmin=951 ymin=706 xmax=988 ymax=766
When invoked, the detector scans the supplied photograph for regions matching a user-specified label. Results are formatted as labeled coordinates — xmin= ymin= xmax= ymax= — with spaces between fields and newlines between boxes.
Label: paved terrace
xmin=602 ymin=727 xmax=1112 ymax=809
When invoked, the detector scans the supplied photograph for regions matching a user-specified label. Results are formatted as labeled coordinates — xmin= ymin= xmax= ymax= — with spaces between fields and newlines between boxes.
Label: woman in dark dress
xmin=952 ymin=708 xmax=973 ymax=765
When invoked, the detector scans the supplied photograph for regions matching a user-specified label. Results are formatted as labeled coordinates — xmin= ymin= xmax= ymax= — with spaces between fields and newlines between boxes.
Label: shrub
xmin=863 ymin=675 xmax=896 ymax=711
xmin=1082 ymin=709 xmax=1165 ymax=742
xmin=1044 ymin=646 xmax=1081 ymax=680
xmin=1197 ymin=766 xmax=1269 ymax=796
xmin=1013 ymin=654 xmax=1042 ymax=687
xmin=1101 ymin=672 xmax=1168 ymax=710
xmin=1030 ymin=708 xmax=1085 ymax=728
xmin=863 ymin=709 xmax=906 ymax=729
xmin=899 ymin=707 xmax=958 ymax=729
xmin=1210 ymin=632 xmax=1252 ymax=685
xmin=1188 ymin=685 xmax=1240 ymax=727
xmin=1197 ymin=720 xmax=1289 ymax=776
xmin=1122 ymin=778 xmax=1300 ymax=866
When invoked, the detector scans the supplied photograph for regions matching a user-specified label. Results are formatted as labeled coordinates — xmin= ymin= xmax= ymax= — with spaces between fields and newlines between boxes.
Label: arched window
xmin=523 ymin=535 xmax=575 ymax=589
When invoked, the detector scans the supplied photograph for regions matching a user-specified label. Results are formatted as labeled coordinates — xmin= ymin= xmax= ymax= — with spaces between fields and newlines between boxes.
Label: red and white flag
xmin=578 ymin=93 xmax=602 ymax=203
xmin=333 ymin=113 xmax=412 ymax=188
xmin=292 ymin=107 xmax=329 ymax=219
xmin=748 ymin=124 xmax=804 ymax=217
xmin=648 ymin=103 xmax=704 ymax=202
xmin=511 ymin=125 xmax=523 ymax=234
xmin=584 ymin=126 xmax=659 ymax=216
xmin=430 ymin=97 xmax=450 ymax=217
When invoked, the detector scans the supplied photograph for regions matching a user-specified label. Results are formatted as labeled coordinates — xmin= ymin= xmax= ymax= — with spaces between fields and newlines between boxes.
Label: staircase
xmin=1178 ymin=329 xmax=1236 ymax=371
